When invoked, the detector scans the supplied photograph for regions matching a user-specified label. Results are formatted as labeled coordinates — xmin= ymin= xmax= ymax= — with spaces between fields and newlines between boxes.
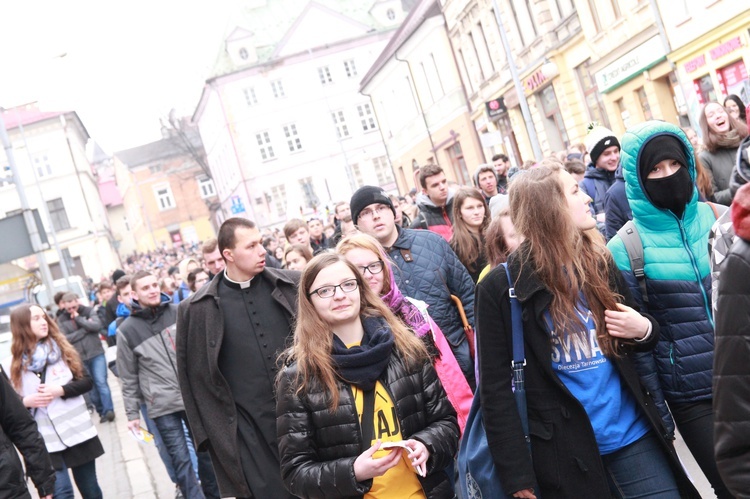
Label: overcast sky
xmin=0 ymin=0 xmax=235 ymax=153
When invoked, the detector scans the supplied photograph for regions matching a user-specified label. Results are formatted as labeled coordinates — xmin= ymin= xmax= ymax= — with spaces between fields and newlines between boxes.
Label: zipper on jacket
xmin=677 ymin=220 xmax=713 ymax=328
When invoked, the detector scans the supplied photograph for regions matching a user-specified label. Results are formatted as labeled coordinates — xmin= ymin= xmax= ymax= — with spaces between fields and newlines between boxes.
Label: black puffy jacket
xmin=714 ymin=229 xmax=750 ymax=496
xmin=0 ymin=370 xmax=56 ymax=498
xmin=276 ymin=338 xmax=459 ymax=498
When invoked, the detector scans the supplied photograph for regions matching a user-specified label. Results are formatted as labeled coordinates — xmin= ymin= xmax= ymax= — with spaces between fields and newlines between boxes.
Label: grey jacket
xmin=700 ymin=146 xmax=740 ymax=205
xmin=117 ymin=295 xmax=183 ymax=421
xmin=57 ymin=305 xmax=104 ymax=361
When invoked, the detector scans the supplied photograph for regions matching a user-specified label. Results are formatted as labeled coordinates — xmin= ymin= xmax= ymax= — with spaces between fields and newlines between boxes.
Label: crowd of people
xmin=1 ymin=95 xmax=750 ymax=499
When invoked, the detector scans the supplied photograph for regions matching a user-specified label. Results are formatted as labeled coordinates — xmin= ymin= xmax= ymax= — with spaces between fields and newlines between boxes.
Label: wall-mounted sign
xmin=594 ymin=37 xmax=666 ymax=93
xmin=710 ymin=36 xmax=742 ymax=61
xmin=684 ymin=54 xmax=706 ymax=73
xmin=524 ymin=70 xmax=547 ymax=94
xmin=485 ymin=97 xmax=507 ymax=119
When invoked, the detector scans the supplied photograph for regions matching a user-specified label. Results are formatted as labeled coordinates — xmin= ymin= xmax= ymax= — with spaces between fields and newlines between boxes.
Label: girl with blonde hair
xmin=338 ymin=233 xmax=473 ymax=431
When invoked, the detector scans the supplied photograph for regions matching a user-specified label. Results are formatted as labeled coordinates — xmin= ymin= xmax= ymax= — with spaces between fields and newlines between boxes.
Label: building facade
xmin=114 ymin=126 xmax=217 ymax=253
xmin=0 ymin=105 xmax=119 ymax=282
xmin=657 ymin=1 xmax=749 ymax=130
xmin=193 ymin=0 xmax=410 ymax=229
xmin=360 ymin=0 xmax=485 ymax=193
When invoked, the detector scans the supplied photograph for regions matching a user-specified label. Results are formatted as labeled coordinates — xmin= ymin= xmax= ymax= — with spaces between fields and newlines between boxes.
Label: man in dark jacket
xmin=177 ymin=217 xmax=299 ymax=499
xmin=603 ymin=164 xmax=632 ymax=240
xmin=581 ymin=123 xmax=620 ymax=231
xmin=117 ymin=271 xmax=219 ymax=499
xmin=410 ymin=164 xmax=455 ymax=241
xmin=713 ymin=147 xmax=750 ymax=498
xmin=351 ymin=186 xmax=476 ymax=385
xmin=57 ymin=293 xmax=114 ymax=423
xmin=0 ymin=368 xmax=56 ymax=498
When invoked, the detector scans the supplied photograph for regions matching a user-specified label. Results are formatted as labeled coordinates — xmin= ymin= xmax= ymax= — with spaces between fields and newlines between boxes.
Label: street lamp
xmin=491 ymin=0 xmax=543 ymax=160
xmin=0 ymin=109 xmax=57 ymax=299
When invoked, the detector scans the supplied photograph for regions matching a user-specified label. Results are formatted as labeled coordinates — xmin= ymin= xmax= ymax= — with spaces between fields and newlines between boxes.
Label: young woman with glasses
xmin=275 ymin=253 xmax=459 ymax=498
xmin=337 ymin=233 xmax=473 ymax=432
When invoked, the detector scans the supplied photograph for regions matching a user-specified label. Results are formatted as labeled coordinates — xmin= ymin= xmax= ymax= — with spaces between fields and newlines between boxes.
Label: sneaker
xmin=105 ymin=411 xmax=115 ymax=422
xmin=99 ymin=414 xmax=107 ymax=423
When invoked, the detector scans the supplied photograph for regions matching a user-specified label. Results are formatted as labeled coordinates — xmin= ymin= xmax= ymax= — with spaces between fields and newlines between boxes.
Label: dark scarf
xmin=330 ymin=316 xmax=393 ymax=391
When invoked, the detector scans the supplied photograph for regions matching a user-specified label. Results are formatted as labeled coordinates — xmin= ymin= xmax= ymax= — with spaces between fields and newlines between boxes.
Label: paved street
xmin=30 ymin=376 xmax=175 ymax=499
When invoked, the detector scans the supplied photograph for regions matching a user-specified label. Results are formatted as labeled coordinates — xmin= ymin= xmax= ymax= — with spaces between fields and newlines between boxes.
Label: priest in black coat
xmin=177 ymin=217 xmax=299 ymax=498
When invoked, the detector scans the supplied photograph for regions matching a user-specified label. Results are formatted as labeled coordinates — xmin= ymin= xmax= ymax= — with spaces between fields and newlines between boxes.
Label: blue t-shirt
xmin=545 ymin=300 xmax=650 ymax=455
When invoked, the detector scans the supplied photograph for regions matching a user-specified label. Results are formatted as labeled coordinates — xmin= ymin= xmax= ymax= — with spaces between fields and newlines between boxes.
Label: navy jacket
xmin=603 ymin=165 xmax=632 ymax=241
xmin=386 ymin=227 xmax=475 ymax=381
xmin=580 ymin=164 xmax=615 ymax=216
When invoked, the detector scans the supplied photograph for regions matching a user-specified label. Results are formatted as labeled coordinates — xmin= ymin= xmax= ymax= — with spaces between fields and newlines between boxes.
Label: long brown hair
xmin=450 ymin=187 xmax=490 ymax=274
xmin=336 ymin=233 xmax=392 ymax=296
xmin=693 ymin=154 xmax=714 ymax=199
xmin=509 ymin=167 xmax=622 ymax=357
xmin=279 ymin=253 xmax=427 ymax=410
xmin=9 ymin=304 xmax=84 ymax=390
xmin=699 ymin=101 xmax=748 ymax=153
xmin=484 ymin=207 xmax=512 ymax=268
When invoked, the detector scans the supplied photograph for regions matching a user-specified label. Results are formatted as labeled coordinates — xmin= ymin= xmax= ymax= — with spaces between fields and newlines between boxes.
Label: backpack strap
xmin=617 ymin=220 xmax=649 ymax=306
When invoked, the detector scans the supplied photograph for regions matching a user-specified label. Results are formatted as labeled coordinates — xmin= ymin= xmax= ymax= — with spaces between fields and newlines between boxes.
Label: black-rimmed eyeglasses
xmin=357 ymin=260 xmax=384 ymax=276
xmin=308 ymin=279 xmax=359 ymax=299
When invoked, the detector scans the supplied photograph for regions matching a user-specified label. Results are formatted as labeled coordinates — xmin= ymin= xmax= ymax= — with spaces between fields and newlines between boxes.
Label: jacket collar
xmin=191 ymin=267 xmax=299 ymax=314
xmin=130 ymin=293 xmax=172 ymax=320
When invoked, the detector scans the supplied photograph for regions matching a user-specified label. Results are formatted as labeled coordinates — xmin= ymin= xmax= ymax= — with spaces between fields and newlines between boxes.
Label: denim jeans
xmin=141 ymin=403 xmax=177 ymax=484
xmin=83 ymin=353 xmax=114 ymax=416
xmin=602 ymin=432 xmax=680 ymax=498
xmin=54 ymin=460 xmax=102 ymax=499
xmin=153 ymin=411 xmax=220 ymax=499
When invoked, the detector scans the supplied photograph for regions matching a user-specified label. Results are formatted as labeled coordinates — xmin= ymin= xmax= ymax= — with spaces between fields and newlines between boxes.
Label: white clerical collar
xmin=224 ymin=269 xmax=253 ymax=289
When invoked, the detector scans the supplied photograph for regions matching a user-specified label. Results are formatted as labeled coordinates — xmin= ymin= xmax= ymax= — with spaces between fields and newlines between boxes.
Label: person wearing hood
xmin=581 ymin=123 xmax=621 ymax=231
xmin=116 ymin=271 xmax=219 ymax=499
xmin=713 ymin=175 xmax=750 ymax=497
xmin=410 ymin=164 xmax=455 ymax=241
xmin=607 ymin=122 xmax=732 ymax=498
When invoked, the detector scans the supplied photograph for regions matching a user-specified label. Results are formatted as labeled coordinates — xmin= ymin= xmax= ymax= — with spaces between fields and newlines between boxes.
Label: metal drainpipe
xmin=394 ymin=51 xmax=439 ymax=166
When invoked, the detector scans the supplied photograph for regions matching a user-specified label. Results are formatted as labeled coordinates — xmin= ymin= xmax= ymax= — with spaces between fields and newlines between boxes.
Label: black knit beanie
xmin=112 ymin=269 xmax=126 ymax=283
xmin=349 ymin=186 xmax=396 ymax=224
xmin=638 ymin=135 xmax=689 ymax=182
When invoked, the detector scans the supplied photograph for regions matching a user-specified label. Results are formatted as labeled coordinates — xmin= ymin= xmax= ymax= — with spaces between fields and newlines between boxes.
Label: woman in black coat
xmin=475 ymin=166 xmax=699 ymax=498
xmin=276 ymin=253 xmax=458 ymax=499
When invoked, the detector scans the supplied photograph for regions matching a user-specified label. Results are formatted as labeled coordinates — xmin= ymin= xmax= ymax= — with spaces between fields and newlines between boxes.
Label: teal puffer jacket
xmin=607 ymin=122 xmax=717 ymax=414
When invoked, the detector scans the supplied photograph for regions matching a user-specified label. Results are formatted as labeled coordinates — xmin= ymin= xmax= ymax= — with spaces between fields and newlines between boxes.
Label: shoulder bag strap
xmin=360 ymin=387 xmax=376 ymax=451
xmin=617 ymin=220 xmax=649 ymax=306
xmin=501 ymin=263 xmax=530 ymax=444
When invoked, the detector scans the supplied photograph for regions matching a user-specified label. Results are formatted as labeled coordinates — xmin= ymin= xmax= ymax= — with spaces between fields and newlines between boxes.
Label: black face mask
xmin=644 ymin=166 xmax=693 ymax=219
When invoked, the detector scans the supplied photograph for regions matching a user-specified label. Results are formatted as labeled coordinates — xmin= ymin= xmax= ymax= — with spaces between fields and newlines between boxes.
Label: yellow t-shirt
xmin=348 ymin=344 xmax=425 ymax=499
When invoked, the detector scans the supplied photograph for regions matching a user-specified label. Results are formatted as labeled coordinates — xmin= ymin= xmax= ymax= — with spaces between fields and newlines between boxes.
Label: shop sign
xmin=710 ymin=36 xmax=742 ymax=61
xmin=524 ymin=70 xmax=547 ymax=94
xmin=594 ymin=37 xmax=665 ymax=93
xmin=684 ymin=54 xmax=706 ymax=73
xmin=485 ymin=97 xmax=507 ymax=119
